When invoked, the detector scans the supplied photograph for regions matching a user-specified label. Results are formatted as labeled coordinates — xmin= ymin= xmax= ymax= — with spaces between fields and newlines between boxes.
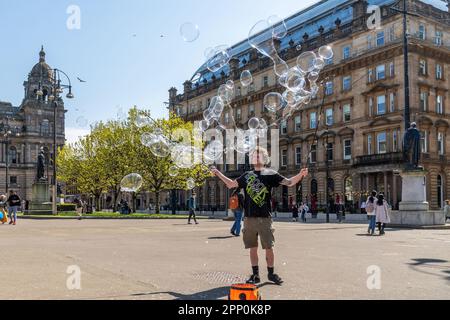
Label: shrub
xmin=57 ymin=203 xmax=76 ymax=212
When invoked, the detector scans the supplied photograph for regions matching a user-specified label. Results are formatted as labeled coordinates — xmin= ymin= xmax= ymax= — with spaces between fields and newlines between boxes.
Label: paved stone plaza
xmin=0 ymin=219 xmax=449 ymax=300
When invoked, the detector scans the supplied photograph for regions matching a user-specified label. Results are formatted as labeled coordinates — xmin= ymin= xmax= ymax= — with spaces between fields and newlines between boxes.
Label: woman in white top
xmin=365 ymin=191 xmax=377 ymax=235
xmin=444 ymin=200 xmax=450 ymax=223
xmin=375 ymin=194 xmax=391 ymax=236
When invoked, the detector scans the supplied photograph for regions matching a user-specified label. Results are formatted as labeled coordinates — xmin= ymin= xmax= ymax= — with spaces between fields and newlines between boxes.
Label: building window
xmin=436 ymin=95 xmax=444 ymax=114
xmin=376 ymin=64 xmax=385 ymax=80
xmin=263 ymin=76 xmax=269 ymax=87
xmin=390 ymin=93 xmax=395 ymax=112
xmin=281 ymin=120 xmax=287 ymax=135
xmin=325 ymin=81 xmax=333 ymax=95
xmin=369 ymin=97 xmax=374 ymax=117
xmin=389 ymin=62 xmax=395 ymax=77
xmin=436 ymin=64 xmax=443 ymax=80
xmin=343 ymin=46 xmax=351 ymax=60
xmin=344 ymin=140 xmax=352 ymax=160
xmin=247 ymin=83 xmax=255 ymax=93
xmin=294 ymin=116 xmax=301 ymax=132
xmin=342 ymin=76 xmax=352 ymax=91
xmin=10 ymin=176 xmax=17 ymax=185
xmin=295 ymin=146 xmax=302 ymax=166
xmin=435 ymin=31 xmax=443 ymax=46
xmin=343 ymin=104 xmax=351 ymax=122
xmin=376 ymin=31 xmax=385 ymax=46
xmin=281 ymin=149 xmax=288 ymax=167
xmin=420 ymin=91 xmax=428 ymax=111
xmin=310 ymin=145 xmax=317 ymax=163
xmin=236 ymin=108 xmax=242 ymax=120
xmin=326 ymin=57 xmax=333 ymax=65
xmin=326 ymin=143 xmax=333 ymax=161
xmin=377 ymin=132 xmax=387 ymax=154
xmin=249 ymin=104 xmax=255 ymax=116
xmin=438 ymin=132 xmax=444 ymax=155
xmin=310 ymin=112 xmax=317 ymax=129
xmin=368 ymin=135 xmax=373 ymax=155
xmin=368 ymin=69 xmax=373 ymax=83
xmin=393 ymin=130 xmax=398 ymax=152
xmin=326 ymin=108 xmax=333 ymax=126
xmin=377 ymin=95 xmax=386 ymax=115
xmin=418 ymin=25 xmax=426 ymax=40
xmin=421 ymin=131 xmax=428 ymax=153
xmin=41 ymin=119 xmax=50 ymax=136
xmin=9 ymin=146 xmax=17 ymax=164
xmin=419 ymin=59 xmax=427 ymax=76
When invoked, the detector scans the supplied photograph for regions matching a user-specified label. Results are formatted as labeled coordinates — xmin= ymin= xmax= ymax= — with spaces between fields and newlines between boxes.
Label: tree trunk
xmin=132 ymin=192 xmax=136 ymax=213
xmin=113 ymin=188 xmax=120 ymax=212
xmin=155 ymin=191 xmax=160 ymax=214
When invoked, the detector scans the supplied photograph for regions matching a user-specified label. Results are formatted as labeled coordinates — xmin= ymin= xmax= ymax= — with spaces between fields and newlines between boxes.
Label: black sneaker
xmin=268 ymin=273 xmax=284 ymax=285
xmin=246 ymin=274 xmax=261 ymax=284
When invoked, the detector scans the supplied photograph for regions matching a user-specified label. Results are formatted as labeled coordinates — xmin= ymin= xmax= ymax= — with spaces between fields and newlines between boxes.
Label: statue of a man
xmin=403 ymin=122 xmax=421 ymax=169
xmin=37 ymin=147 xmax=46 ymax=181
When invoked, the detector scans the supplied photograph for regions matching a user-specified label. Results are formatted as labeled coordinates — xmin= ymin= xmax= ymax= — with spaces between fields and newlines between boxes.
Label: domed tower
xmin=23 ymin=46 xmax=55 ymax=103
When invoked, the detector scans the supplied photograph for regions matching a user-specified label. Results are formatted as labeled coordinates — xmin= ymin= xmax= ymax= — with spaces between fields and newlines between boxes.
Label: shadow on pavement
xmin=408 ymin=258 xmax=450 ymax=283
xmin=132 ymin=286 xmax=230 ymax=300
xmin=208 ymin=236 xmax=235 ymax=240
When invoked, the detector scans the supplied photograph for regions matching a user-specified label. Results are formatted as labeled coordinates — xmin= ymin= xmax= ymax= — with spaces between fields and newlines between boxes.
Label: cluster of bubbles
xmin=196 ymin=14 xmax=333 ymax=135
xmin=123 ymin=15 xmax=334 ymax=193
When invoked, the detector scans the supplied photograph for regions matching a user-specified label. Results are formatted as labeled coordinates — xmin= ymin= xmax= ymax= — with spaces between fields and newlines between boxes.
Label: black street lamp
xmin=391 ymin=0 xmax=421 ymax=131
xmin=37 ymin=68 xmax=74 ymax=215
xmin=0 ymin=119 xmax=21 ymax=194
xmin=323 ymin=128 xmax=330 ymax=223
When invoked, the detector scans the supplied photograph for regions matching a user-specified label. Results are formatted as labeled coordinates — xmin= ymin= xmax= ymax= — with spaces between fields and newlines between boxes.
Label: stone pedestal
xmin=399 ymin=170 xmax=429 ymax=211
xmin=390 ymin=169 xmax=445 ymax=226
xmin=26 ymin=182 xmax=52 ymax=215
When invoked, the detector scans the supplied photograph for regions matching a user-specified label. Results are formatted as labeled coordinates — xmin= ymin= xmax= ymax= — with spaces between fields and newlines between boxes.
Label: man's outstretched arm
xmin=211 ymin=168 xmax=239 ymax=189
xmin=281 ymin=168 xmax=309 ymax=188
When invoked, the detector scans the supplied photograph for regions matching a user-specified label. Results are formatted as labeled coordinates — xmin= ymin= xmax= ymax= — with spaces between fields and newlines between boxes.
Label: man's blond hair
xmin=250 ymin=146 xmax=270 ymax=165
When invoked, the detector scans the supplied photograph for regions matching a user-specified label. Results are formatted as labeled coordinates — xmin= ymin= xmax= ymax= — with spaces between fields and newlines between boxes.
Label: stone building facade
xmin=169 ymin=0 xmax=450 ymax=212
xmin=0 ymin=47 xmax=66 ymax=202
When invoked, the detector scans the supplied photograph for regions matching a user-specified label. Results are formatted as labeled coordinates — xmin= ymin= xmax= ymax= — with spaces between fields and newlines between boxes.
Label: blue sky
xmin=0 ymin=0 xmax=447 ymax=143
xmin=0 ymin=0 xmax=318 ymax=142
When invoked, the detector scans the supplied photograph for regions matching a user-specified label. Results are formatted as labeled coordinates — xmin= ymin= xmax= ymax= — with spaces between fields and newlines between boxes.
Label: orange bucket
xmin=229 ymin=283 xmax=261 ymax=300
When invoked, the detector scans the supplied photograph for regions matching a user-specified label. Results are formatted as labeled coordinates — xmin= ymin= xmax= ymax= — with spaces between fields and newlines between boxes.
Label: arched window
xmin=9 ymin=146 xmax=17 ymax=164
xmin=42 ymin=89 xmax=48 ymax=102
xmin=311 ymin=179 xmax=318 ymax=196
xmin=437 ymin=175 xmax=443 ymax=209
xmin=345 ymin=177 xmax=353 ymax=201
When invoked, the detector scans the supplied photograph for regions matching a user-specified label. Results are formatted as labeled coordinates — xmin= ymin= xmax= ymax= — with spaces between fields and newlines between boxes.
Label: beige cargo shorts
xmin=242 ymin=217 xmax=275 ymax=250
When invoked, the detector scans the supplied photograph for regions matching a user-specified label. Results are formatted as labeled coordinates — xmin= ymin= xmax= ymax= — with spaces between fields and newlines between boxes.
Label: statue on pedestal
xmin=37 ymin=147 xmax=46 ymax=182
xmin=403 ymin=122 xmax=422 ymax=170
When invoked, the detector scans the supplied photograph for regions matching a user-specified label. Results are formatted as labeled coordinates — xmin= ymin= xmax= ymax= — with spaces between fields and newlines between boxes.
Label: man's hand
xmin=210 ymin=166 xmax=220 ymax=177
xmin=300 ymin=168 xmax=309 ymax=178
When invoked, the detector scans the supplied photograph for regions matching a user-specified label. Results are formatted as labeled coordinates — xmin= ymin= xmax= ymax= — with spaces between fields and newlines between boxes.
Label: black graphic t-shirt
xmin=237 ymin=170 xmax=285 ymax=218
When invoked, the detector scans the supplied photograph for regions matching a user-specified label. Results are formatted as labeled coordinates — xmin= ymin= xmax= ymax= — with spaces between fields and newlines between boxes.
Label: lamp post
xmin=0 ymin=119 xmax=21 ymax=194
xmin=323 ymin=128 xmax=330 ymax=223
xmin=37 ymin=68 xmax=74 ymax=215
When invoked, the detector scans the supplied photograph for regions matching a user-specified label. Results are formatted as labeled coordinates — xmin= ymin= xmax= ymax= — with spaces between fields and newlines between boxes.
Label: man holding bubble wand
xmin=211 ymin=146 xmax=308 ymax=285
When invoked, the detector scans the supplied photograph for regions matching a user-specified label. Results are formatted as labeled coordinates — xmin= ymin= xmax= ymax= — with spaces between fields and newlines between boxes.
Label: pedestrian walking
xmin=375 ymin=194 xmax=391 ymax=236
xmin=188 ymin=192 xmax=198 ymax=225
xmin=230 ymin=189 xmax=244 ymax=236
xmin=444 ymin=200 xmax=450 ymax=223
xmin=0 ymin=195 xmax=7 ymax=224
xmin=292 ymin=204 xmax=299 ymax=222
xmin=7 ymin=190 xmax=21 ymax=226
xmin=366 ymin=191 xmax=377 ymax=235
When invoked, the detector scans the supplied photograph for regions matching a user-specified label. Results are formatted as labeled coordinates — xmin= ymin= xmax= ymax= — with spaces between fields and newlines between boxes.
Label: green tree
xmin=57 ymin=107 xmax=212 ymax=214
